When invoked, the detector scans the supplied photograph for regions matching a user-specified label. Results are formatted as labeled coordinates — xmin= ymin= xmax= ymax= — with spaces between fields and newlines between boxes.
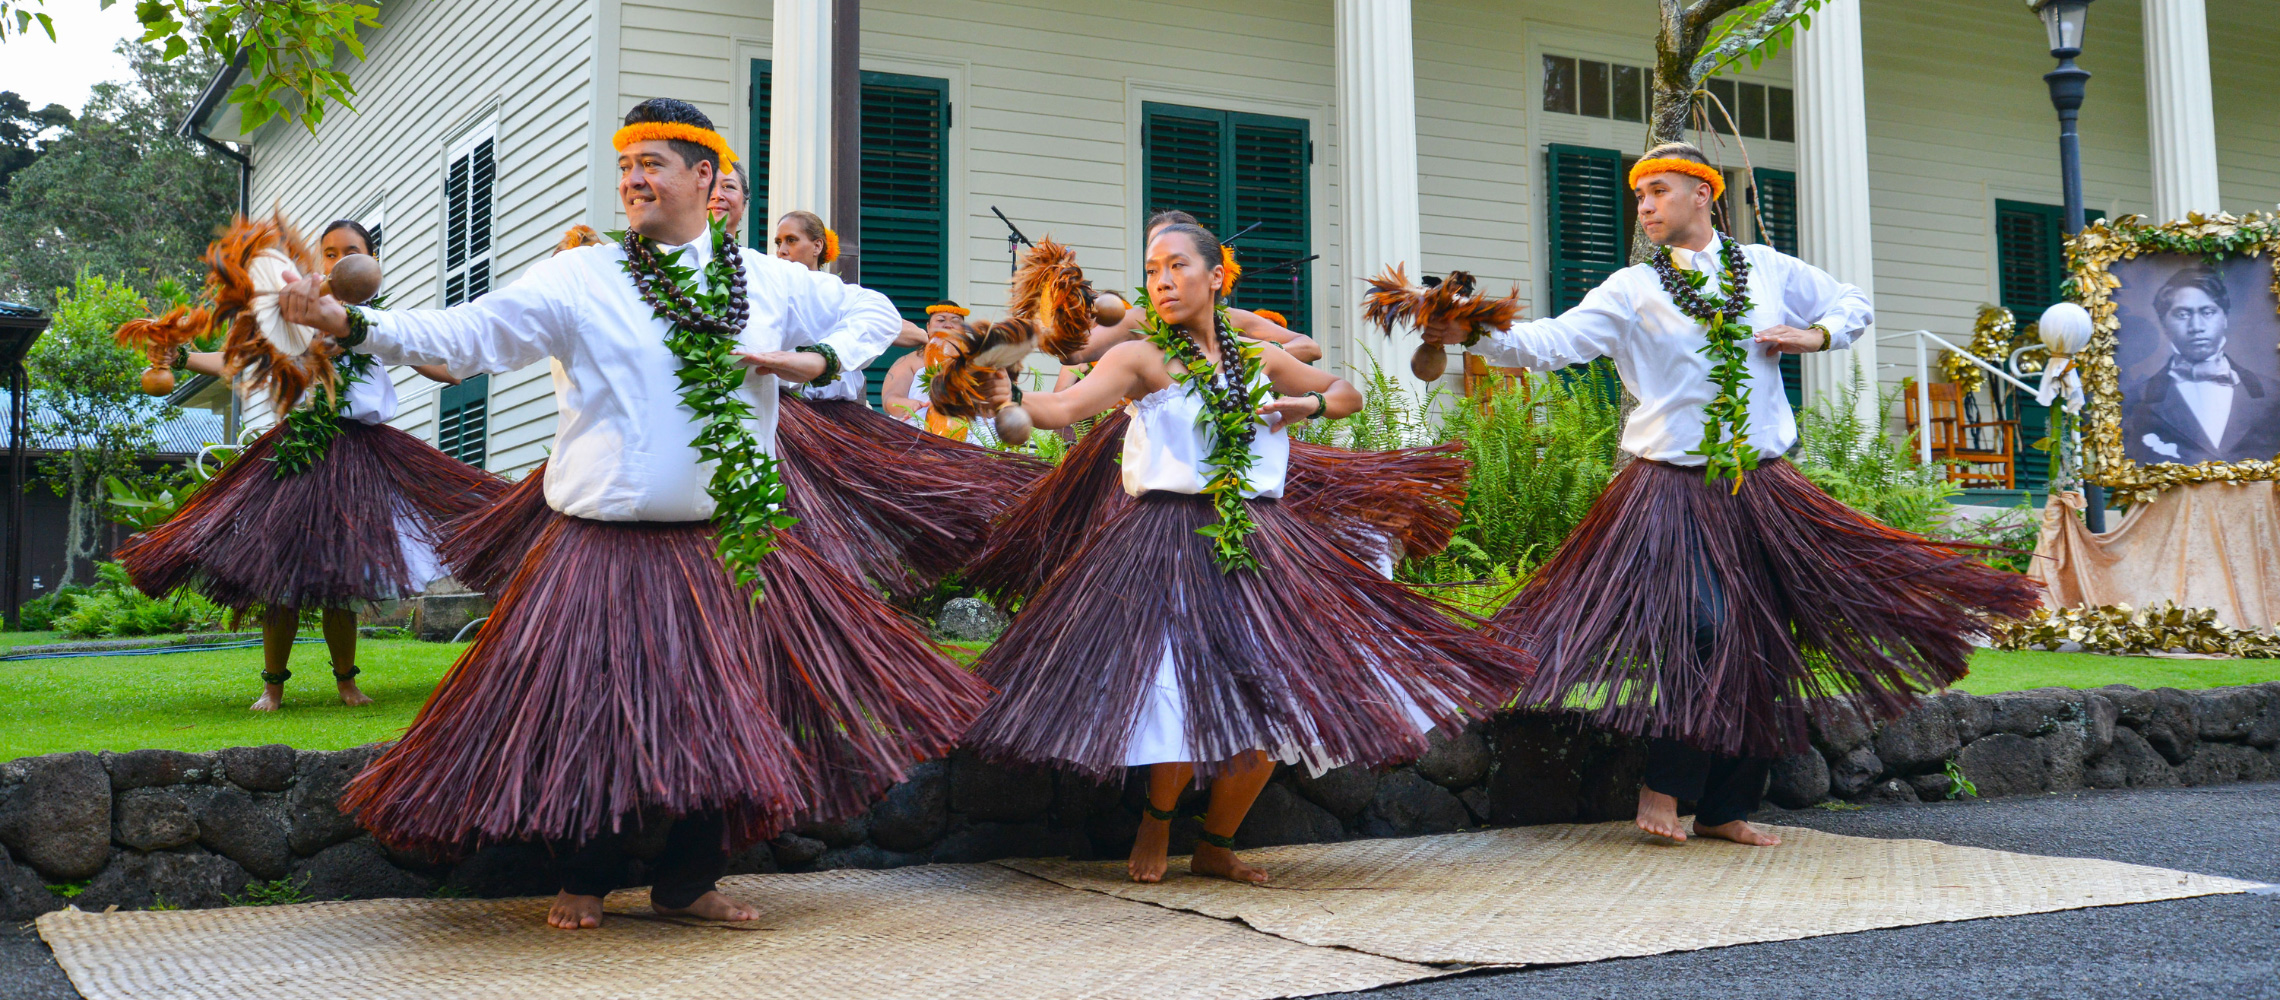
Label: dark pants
xmin=1644 ymin=739 xmax=1770 ymax=826
xmin=1639 ymin=526 xmax=1768 ymax=827
xmin=547 ymin=811 xmax=730 ymax=909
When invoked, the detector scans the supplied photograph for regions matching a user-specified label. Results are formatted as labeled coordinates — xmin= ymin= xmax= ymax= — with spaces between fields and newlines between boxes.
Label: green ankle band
xmin=331 ymin=662 xmax=361 ymax=680
xmin=260 ymin=670 xmax=291 ymax=686
xmin=1196 ymin=831 xmax=1236 ymax=850
xmin=1143 ymin=805 xmax=1181 ymax=822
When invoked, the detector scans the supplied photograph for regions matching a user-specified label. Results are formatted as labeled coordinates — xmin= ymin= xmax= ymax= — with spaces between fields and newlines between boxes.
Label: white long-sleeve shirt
xmin=354 ymin=234 xmax=902 ymax=521
xmin=1469 ymin=235 xmax=1872 ymax=465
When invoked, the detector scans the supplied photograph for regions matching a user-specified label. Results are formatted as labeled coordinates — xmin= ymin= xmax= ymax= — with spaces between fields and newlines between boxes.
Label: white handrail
xmin=1903 ymin=329 xmax=2043 ymax=467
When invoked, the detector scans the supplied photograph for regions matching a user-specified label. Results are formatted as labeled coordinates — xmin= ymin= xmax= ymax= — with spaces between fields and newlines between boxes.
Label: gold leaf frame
xmin=2069 ymin=212 xmax=2280 ymax=504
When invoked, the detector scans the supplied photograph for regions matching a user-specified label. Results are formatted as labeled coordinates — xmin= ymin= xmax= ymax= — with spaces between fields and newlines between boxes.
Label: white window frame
xmin=440 ymin=122 xmax=498 ymax=307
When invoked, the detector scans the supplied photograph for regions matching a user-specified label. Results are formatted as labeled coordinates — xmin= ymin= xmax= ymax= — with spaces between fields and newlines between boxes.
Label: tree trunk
xmin=59 ymin=458 xmax=99 ymax=588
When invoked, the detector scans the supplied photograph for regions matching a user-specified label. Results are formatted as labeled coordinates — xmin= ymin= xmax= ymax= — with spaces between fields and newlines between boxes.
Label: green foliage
xmin=50 ymin=562 xmax=226 ymax=638
xmin=1322 ymin=363 xmax=1619 ymax=584
xmin=227 ymin=876 xmax=311 ymax=907
xmin=1696 ymin=0 xmax=1828 ymax=78
xmin=0 ymin=44 xmax=233 ymax=307
xmin=0 ymin=89 xmax=72 ymax=196
xmin=16 ymin=586 xmax=92 ymax=631
xmin=145 ymin=893 xmax=182 ymax=911
xmin=25 ymin=273 xmax=185 ymax=586
xmin=1812 ymin=800 xmax=1865 ymax=812
xmin=105 ymin=466 xmax=199 ymax=532
xmin=0 ymin=1 xmax=381 ymax=134
xmin=1942 ymin=759 xmax=1979 ymax=800
xmin=1790 ymin=372 xmax=1957 ymax=536
xmin=46 ymin=880 xmax=89 ymax=898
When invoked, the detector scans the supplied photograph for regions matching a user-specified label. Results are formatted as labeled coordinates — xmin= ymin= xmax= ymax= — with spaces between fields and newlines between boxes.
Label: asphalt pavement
xmin=5 ymin=782 xmax=2274 ymax=1000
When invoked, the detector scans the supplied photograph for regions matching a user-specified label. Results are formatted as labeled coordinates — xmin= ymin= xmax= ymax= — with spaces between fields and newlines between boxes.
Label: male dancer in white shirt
xmin=282 ymin=99 xmax=987 ymax=928
xmin=1423 ymin=141 xmax=2038 ymax=847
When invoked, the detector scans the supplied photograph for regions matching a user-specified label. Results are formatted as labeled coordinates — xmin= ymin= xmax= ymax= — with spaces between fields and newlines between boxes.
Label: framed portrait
xmin=2070 ymin=214 xmax=2280 ymax=503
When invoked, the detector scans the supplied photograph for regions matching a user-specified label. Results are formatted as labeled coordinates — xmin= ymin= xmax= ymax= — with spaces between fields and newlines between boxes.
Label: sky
xmin=0 ymin=1 xmax=146 ymax=115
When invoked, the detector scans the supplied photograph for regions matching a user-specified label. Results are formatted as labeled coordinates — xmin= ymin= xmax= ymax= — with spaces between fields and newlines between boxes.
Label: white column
xmin=1334 ymin=0 xmax=1424 ymax=392
xmin=768 ymin=0 xmax=833 ymax=234
xmin=2142 ymin=0 xmax=2222 ymax=219
xmin=1793 ymin=0 xmax=1879 ymax=428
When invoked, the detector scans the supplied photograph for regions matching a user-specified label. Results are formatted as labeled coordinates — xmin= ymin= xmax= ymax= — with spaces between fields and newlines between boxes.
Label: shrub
xmin=17 ymin=586 xmax=93 ymax=631
xmin=1789 ymin=371 xmax=1957 ymax=536
xmin=50 ymin=562 xmax=227 ymax=638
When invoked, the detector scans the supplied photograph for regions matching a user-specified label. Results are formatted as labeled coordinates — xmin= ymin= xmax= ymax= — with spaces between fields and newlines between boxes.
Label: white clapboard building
xmin=184 ymin=0 xmax=2278 ymax=496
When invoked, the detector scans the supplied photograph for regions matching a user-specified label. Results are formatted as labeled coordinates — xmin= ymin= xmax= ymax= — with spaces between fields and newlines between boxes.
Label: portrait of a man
xmin=2119 ymin=261 xmax=2280 ymax=466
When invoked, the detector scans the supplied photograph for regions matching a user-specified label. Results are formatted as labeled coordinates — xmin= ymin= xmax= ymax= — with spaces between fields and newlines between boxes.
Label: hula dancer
xmin=1419 ymin=142 xmax=2040 ymax=846
xmin=280 ymin=99 xmax=984 ymax=928
xmin=117 ymin=218 xmax=501 ymax=712
xmin=958 ymin=222 xmax=1531 ymax=884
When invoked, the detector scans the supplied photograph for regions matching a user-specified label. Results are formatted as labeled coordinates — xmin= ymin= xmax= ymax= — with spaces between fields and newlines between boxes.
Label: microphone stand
xmin=990 ymin=206 xmax=1034 ymax=276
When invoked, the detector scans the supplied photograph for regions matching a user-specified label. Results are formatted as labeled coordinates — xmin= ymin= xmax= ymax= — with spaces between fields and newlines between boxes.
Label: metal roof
xmin=0 ymin=390 xmax=229 ymax=457
xmin=0 ymin=301 xmax=43 ymax=319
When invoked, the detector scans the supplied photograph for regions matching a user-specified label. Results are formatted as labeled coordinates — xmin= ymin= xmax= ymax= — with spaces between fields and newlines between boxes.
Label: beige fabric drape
xmin=2031 ymin=481 xmax=2280 ymax=631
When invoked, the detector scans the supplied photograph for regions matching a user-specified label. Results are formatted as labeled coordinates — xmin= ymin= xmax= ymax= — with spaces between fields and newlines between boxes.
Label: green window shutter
xmin=1752 ymin=168 xmax=1804 ymax=409
xmin=437 ymin=373 xmax=489 ymax=468
xmin=1544 ymin=144 xmax=1625 ymax=316
xmin=1995 ymin=200 xmax=2066 ymax=317
xmin=748 ymin=58 xmax=771 ymax=249
xmin=1142 ymin=103 xmax=1311 ymax=334
xmin=857 ymin=71 xmax=949 ymax=406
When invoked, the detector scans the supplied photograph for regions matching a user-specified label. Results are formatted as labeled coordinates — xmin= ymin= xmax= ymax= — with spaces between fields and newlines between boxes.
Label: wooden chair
xmin=1462 ymin=353 xmax=1529 ymax=411
xmin=1902 ymin=379 xmax=2017 ymax=489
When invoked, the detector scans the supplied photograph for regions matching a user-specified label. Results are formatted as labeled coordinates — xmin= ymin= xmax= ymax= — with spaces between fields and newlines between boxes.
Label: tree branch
xmin=1682 ymin=0 xmax=1760 ymax=38
xmin=1689 ymin=0 xmax=1814 ymax=84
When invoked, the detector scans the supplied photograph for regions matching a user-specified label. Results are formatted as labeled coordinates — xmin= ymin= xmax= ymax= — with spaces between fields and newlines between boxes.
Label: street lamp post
xmin=2032 ymin=0 xmax=2106 ymax=532
xmin=2028 ymin=0 xmax=2106 ymax=532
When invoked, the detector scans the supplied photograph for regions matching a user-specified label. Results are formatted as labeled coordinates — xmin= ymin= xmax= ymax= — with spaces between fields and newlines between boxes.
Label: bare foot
xmin=337 ymin=678 xmax=374 ymax=707
xmin=249 ymin=685 xmax=284 ymax=712
xmin=1635 ymin=787 xmax=1687 ymax=841
xmin=653 ymin=890 xmax=758 ymax=922
xmin=546 ymin=891 xmax=604 ymax=929
xmin=1127 ymin=814 xmax=1172 ymax=883
xmin=1693 ymin=819 xmax=1782 ymax=846
xmin=1190 ymin=842 xmax=1269 ymax=884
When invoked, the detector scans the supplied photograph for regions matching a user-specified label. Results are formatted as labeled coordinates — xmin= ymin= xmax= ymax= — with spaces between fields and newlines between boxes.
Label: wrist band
xmin=1010 ymin=383 xmax=1024 ymax=404
xmin=793 ymin=343 xmax=841 ymax=386
xmin=1809 ymin=324 xmax=1832 ymax=351
xmin=340 ymin=306 xmax=371 ymax=349
xmin=1306 ymin=391 xmax=1326 ymax=419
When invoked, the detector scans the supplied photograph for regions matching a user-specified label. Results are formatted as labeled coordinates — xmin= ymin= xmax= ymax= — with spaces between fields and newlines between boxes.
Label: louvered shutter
xmin=436 ymin=373 xmax=489 ymax=467
xmin=749 ymin=58 xmax=771 ymax=249
xmin=443 ymin=137 xmax=494 ymax=307
xmin=1992 ymin=200 xmax=2103 ymax=492
xmin=1228 ymin=114 xmax=1310 ymax=334
xmin=1544 ymin=144 xmax=1625 ymax=315
xmin=1752 ymin=168 xmax=1804 ymax=408
xmin=855 ymin=71 xmax=949 ymax=406
xmin=1142 ymin=103 xmax=1311 ymax=333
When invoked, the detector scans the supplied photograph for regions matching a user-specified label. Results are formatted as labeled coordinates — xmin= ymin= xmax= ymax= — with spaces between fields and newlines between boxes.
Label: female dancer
xmin=960 ymin=222 xmax=1530 ymax=884
xmin=122 ymin=218 xmax=504 ymax=711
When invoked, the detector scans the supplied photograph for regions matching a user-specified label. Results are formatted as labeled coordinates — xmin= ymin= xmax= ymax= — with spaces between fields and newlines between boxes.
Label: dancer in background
xmin=1073 ymin=210 xmax=1323 ymax=363
xmin=287 ymin=99 xmax=984 ymax=928
xmin=1420 ymin=142 xmax=2040 ymax=847
xmin=771 ymin=208 xmax=925 ymax=403
xmin=958 ymin=222 xmax=1530 ymax=885
xmin=122 ymin=217 xmax=498 ymax=712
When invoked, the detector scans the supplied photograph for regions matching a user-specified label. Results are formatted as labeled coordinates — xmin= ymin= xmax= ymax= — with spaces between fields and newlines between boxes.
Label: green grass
xmin=1 ymin=638 xmax=465 ymax=762
xmin=1957 ymin=647 xmax=2279 ymax=695
xmin=3 ymin=634 xmax=2271 ymax=763
xmin=0 ymin=630 xmax=65 ymax=652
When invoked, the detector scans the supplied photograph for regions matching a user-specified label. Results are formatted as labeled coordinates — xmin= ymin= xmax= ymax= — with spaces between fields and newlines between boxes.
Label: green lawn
xmin=0 ymin=630 xmax=64 ymax=651
xmin=1 ymin=638 xmax=2273 ymax=763
xmin=1954 ymin=647 xmax=2278 ymax=695
xmin=1 ymin=638 xmax=464 ymax=762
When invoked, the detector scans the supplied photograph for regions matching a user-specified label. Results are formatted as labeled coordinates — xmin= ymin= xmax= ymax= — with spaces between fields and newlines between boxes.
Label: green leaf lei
xmin=268 ymin=351 xmax=375 ymax=477
xmin=1649 ymin=235 xmax=1759 ymax=491
xmin=614 ymin=217 xmax=796 ymax=593
xmin=1134 ymin=289 xmax=1272 ymax=573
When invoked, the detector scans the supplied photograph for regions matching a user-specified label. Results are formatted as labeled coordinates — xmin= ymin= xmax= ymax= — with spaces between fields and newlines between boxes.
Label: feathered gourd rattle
xmin=114 ymin=213 xmax=383 ymax=412
xmin=1363 ymin=265 xmax=1522 ymax=381
xmin=926 ymin=238 xmax=1123 ymax=444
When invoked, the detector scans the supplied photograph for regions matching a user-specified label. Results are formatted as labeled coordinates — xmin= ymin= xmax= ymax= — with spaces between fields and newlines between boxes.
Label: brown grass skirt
xmin=1489 ymin=458 xmax=2042 ymax=759
xmin=342 ymin=514 xmax=989 ymax=855
xmin=965 ymin=408 xmax=1470 ymax=604
xmin=962 ymin=491 xmax=1533 ymax=782
xmin=777 ymin=396 xmax=1048 ymax=600
xmin=115 ymin=421 xmax=505 ymax=609
xmin=439 ymin=398 xmax=1048 ymax=600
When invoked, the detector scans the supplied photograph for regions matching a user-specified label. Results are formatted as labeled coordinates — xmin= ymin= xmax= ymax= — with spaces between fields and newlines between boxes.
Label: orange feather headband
xmin=612 ymin=122 xmax=739 ymax=168
xmin=1218 ymin=245 xmax=1241 ymax=295
xmin=1627 ymin=157 xmax=1724 ymax=199
xmin=924 ymin=303 xmax=970 ymax=317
